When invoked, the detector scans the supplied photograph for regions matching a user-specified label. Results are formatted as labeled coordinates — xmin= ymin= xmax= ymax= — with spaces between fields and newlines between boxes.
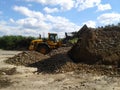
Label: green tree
xmin=0 ymin=35 xmax=35 ymax=50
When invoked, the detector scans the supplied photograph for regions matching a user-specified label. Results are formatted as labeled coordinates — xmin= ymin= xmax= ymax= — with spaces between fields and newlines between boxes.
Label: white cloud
xmin=9 ymin=18 xmax=15 ymax=23
xmin=0 ymin=21 xmax=20 ymax=35
xmin=75 ymin=0 xmax=101 ymax=11
xmin=97 ymin=13 xmax=120 ymax=25
xmin=97 ymin=4 xmax=111 ymax=11
xmin=0 ymin=20 xmax=49 ymax=37
xmin=58 ymin=0 xmax=75 ymax=10
xmin=82 ymin=20 xmax=96 ymax=28
xmin=13 ymin=6 xmax=44 ymax=19
xmin=43 ymin=7 xmax=59 ymax=13
xmin=46 ymin=15 xmax=80 ymax=32
xmin=0 ymin=6 xmax=80 ymax=37
xmin=25 ymin=0 xmax=112 ymax=12
xmin=25 ymin=0 xmax=75 ymax=11
xmin=16 ymin=17 xmax=52 ymax=30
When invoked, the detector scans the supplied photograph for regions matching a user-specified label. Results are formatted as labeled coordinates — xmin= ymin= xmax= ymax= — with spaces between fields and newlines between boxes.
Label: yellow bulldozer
xmin=29 ymin=33 xmax=62 ymax=54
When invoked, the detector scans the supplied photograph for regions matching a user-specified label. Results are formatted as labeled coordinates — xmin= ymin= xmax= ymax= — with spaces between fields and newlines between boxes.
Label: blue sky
xmin=0 ymin=0 xmax=120 ymax=37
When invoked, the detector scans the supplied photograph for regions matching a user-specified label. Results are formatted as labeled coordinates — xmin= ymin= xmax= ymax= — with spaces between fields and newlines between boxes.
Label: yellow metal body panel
xmin=29 ymin=39 xmax=43 ymax=50
xmin=29 ymin=33 xmax=62 ymax=51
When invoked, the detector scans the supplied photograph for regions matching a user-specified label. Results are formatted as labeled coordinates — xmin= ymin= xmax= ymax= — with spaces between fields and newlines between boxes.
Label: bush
xmin=0 ymin=35 xmax=35 ymax=50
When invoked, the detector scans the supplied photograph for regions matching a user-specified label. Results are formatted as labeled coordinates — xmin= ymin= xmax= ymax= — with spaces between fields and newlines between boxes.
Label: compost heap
xmin=68 ymin=25 xmax=120 ymax=66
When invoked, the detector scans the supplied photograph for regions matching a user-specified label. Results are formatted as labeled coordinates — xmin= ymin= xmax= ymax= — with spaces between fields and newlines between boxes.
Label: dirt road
xmin=0 ymin=50 xmax=120 ymax=90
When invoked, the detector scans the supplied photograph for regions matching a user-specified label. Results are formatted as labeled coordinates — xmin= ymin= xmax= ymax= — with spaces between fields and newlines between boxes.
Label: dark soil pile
xmin=68 ymin=25 xmax=120 ymax=66
xmin=5 ymin=51 xmax=49 ymax=66
xmin=0 ymin=67 xmax=17 ymax=75
xmin=5 ymin=47 xmax=71 ymax=66
xmin=5 ymin=47 xmax=120 ymax=75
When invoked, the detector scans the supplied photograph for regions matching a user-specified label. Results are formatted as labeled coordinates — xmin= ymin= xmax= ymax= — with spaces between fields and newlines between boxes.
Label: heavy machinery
xmin=29 ymin=33 xmax=62 ymax=54
xmin=62 ymin=32 xmax=78 ymax=46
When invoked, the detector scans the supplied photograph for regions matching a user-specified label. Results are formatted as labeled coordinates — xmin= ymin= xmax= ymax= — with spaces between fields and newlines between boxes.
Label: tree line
xmin=0 ymin=35 xmax=35 ymax=50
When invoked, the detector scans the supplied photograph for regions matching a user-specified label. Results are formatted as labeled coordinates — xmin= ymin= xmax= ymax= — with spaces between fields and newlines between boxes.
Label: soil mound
xmin=5 ymin=47 xmax=71 ymax=67
xmin=68 ymin=25 xmax=120 ymax=66
xmin=5 ymin=47 xmax=120 ymax=75
xmin=5 ymin=51 xmax=49 ymax=66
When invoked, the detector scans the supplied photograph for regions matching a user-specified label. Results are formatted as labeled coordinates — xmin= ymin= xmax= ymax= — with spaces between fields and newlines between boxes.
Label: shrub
xmin=0 ymin=35 xmax=35 ymax=50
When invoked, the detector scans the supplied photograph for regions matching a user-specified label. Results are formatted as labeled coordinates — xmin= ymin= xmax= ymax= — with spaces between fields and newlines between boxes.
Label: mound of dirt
xmin=68 ymin=25 xmax=120 ymax=66
xmin=5 ymin=47 xmax=120 ymax=75
xmin=5 ymin=51 xmax=49 ymax=66
xmin=0 ymin=67 xmax=17 ymax=75
xmin=5 ymin=47 xmax=71 ymax=66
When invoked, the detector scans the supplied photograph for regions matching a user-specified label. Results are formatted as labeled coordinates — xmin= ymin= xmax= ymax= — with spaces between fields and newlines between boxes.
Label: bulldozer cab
xmin=48 ymin=33 xmax=58 ymax=43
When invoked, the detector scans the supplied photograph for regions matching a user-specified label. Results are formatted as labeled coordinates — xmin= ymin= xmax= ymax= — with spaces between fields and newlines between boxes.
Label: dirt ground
xmin=0 ymin=49 xmax=120 ymax=90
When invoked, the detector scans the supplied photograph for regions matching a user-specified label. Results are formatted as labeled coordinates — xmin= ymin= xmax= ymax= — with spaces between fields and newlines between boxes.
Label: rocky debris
xmin=48 ymin=47 xmax=71 ymax=56
xmin=5 ymin=51 xmax=49 ymax=66
xmin=5 ymin=47 xmax=120 ymax=75
xmin=0 ymin=67 xmax=17 ymax=75
xmin=5 ymin=47 xmax=70 ymax=66
xmin=0 ymin=68 xmax=14 ymax=89
xmin=68 ymin=25 xmax=120 ymax=66
xmin=0 ymin=77 xmax=12 ymax=89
